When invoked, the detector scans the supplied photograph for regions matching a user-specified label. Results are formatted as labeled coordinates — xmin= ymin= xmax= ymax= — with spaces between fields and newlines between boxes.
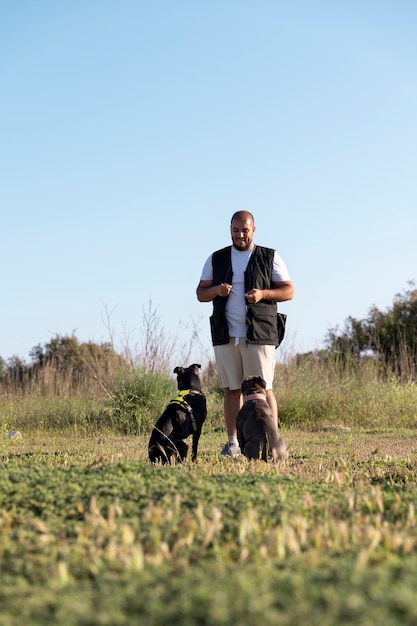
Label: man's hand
xmin=245 ymin=289 xmax=263 ymax=304
xmin=218 ymin=283 xmax=232 ymax=297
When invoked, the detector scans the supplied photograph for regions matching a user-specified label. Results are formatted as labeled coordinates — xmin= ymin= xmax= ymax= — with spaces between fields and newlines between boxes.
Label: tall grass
xmin=0 ymin=303 xmax=206 ymax=436
xmin=275 ymin=353 xmax=417 ymax=429
xmin=1 ymin=325 xmax=417 ymax=436
xmin=0 ymin=361 xmax=178 ymax=436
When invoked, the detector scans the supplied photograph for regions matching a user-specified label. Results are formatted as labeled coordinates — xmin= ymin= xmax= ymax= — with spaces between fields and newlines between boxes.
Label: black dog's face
xmin=173 ymin=364 xmax=202 ymax=391
xmin=241 ymin=375 xmax=267 ymax=396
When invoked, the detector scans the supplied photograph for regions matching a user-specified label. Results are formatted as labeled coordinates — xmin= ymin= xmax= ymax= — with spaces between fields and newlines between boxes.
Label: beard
xmin=232 ymin=238 xmax=253 ymax=251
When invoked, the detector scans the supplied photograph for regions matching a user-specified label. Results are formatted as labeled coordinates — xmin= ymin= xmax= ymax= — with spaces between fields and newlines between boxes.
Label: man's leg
xmin=266 ymin=387 xmax=287 ymax=459
xmin=266 ymin=389 xmax=278 ymax=423
xmin=224 ymin=388 xmax=242 ymax=437
xmin=214 ymin=340 xmax=244 ymax=455
xmin=242 ymin=343 xmax=278 ymax=422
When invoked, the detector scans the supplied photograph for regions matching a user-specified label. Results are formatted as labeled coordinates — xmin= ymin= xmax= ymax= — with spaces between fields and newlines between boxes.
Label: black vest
xmin=209 ymin=245 xmax=282 ymax=347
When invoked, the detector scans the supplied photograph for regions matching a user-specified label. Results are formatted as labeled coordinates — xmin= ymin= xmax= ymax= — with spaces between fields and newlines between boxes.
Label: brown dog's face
xmin=241 ymin=375 xmax=267 ymax=395
xmin=173 ymin=364 xmax=202 ymax=391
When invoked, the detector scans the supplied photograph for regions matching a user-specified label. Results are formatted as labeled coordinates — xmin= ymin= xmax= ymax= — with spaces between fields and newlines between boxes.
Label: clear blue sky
xmin=2 ymin=1 xmax=416 ymax=366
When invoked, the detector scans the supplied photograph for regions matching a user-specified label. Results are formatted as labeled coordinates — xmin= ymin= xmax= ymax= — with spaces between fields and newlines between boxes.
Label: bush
xmin=106 ymin=366 xmax=177 ymax=435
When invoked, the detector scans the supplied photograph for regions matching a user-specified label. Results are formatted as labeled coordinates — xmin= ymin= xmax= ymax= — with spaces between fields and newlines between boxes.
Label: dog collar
xmin=243 ymin=393 xmax=267 ymax=402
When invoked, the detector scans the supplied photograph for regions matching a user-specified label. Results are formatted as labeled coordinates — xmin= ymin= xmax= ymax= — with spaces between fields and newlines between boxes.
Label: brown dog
xmin=236 ymin=375 xmax=288 ymax=463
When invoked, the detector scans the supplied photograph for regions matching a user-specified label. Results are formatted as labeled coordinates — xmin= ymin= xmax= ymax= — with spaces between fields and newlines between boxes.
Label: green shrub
xmin=106 ymin=366 xmax=177 ymax=434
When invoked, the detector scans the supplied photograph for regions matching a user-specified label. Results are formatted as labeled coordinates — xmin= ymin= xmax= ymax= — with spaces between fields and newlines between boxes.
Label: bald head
xmin=230 ymin=211 xmax=255 ymax=226
xmin=230 ymin=211 xmax=256 ymax=251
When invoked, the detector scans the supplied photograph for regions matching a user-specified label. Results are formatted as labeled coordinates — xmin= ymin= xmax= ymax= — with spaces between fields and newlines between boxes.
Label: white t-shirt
xmin=200 ymin=246 xmax=291 ymax=338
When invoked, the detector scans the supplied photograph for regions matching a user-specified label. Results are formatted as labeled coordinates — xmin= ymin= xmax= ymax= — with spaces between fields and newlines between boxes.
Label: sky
xmin=2 ymin=1 xmax=416 ymax=367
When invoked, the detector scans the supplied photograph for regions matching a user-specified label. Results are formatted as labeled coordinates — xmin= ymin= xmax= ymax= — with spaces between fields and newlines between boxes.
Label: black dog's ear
xmin=189 ymin=363 xmax=201 ymax=372
xmin=173 ymin=366 xmax=185 ymax=375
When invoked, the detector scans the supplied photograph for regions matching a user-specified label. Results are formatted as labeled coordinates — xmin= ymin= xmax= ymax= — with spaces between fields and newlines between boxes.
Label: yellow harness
xmin=169 ymin=390 xmax=204 ymax=432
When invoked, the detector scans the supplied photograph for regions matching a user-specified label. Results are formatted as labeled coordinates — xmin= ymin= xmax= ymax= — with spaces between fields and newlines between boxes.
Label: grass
xmin=1 ymin=427 xmax=417 ymax=625
xmin=275 ymin=358 xmax=417 ymax=429
xmin=1 ymin=353 xmax=417 ymax=624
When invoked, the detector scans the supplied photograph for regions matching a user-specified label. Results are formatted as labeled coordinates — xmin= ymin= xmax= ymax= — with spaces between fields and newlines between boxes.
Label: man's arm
xmin=244 ymin=280 xmax=294 ymax=304
xmin=196 ymin=279 xmax=232 ymax=302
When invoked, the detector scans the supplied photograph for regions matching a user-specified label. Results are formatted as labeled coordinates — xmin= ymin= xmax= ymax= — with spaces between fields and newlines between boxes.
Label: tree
xmin=2 ymin=334 xmax=121 ymax=391
xmin=325 ymin=316 xmax=370 ymax=363
xmin=325 ymin=282 xmax=417 ymax=378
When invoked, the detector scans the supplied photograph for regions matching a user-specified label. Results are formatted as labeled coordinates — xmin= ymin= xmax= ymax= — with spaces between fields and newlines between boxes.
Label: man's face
xmin=230 ymin=217 xmax=256 ymax=251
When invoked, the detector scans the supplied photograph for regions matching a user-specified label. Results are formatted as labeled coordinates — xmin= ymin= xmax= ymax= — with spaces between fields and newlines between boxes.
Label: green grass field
xmin=1 ymin=426 xmax=417 ymax=625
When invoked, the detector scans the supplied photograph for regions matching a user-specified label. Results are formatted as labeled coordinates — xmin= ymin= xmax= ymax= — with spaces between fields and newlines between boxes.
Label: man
xmin=196 ymin=211 xmax=294 ymax=457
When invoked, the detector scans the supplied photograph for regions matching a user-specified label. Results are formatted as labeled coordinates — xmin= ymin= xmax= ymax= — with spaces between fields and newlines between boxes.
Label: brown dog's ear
xmin=173 ymin=366 xmax=184 ymax=375
xmin=241 ymin=375 xmax=253 ymax=392
xmin=256 ymin=376 xmax=267 ymax=389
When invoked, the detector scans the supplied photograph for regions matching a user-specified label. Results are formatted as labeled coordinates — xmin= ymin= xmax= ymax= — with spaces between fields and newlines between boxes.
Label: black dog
xmin=148 ymin=364 xmax=207 ymax=464
xmin=236 ymin=375 xmax=288 ymax=463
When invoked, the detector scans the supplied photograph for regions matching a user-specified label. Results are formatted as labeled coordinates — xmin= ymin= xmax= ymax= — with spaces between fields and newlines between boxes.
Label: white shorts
xmin=213 ymin=338 xmax=276 ymax=390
